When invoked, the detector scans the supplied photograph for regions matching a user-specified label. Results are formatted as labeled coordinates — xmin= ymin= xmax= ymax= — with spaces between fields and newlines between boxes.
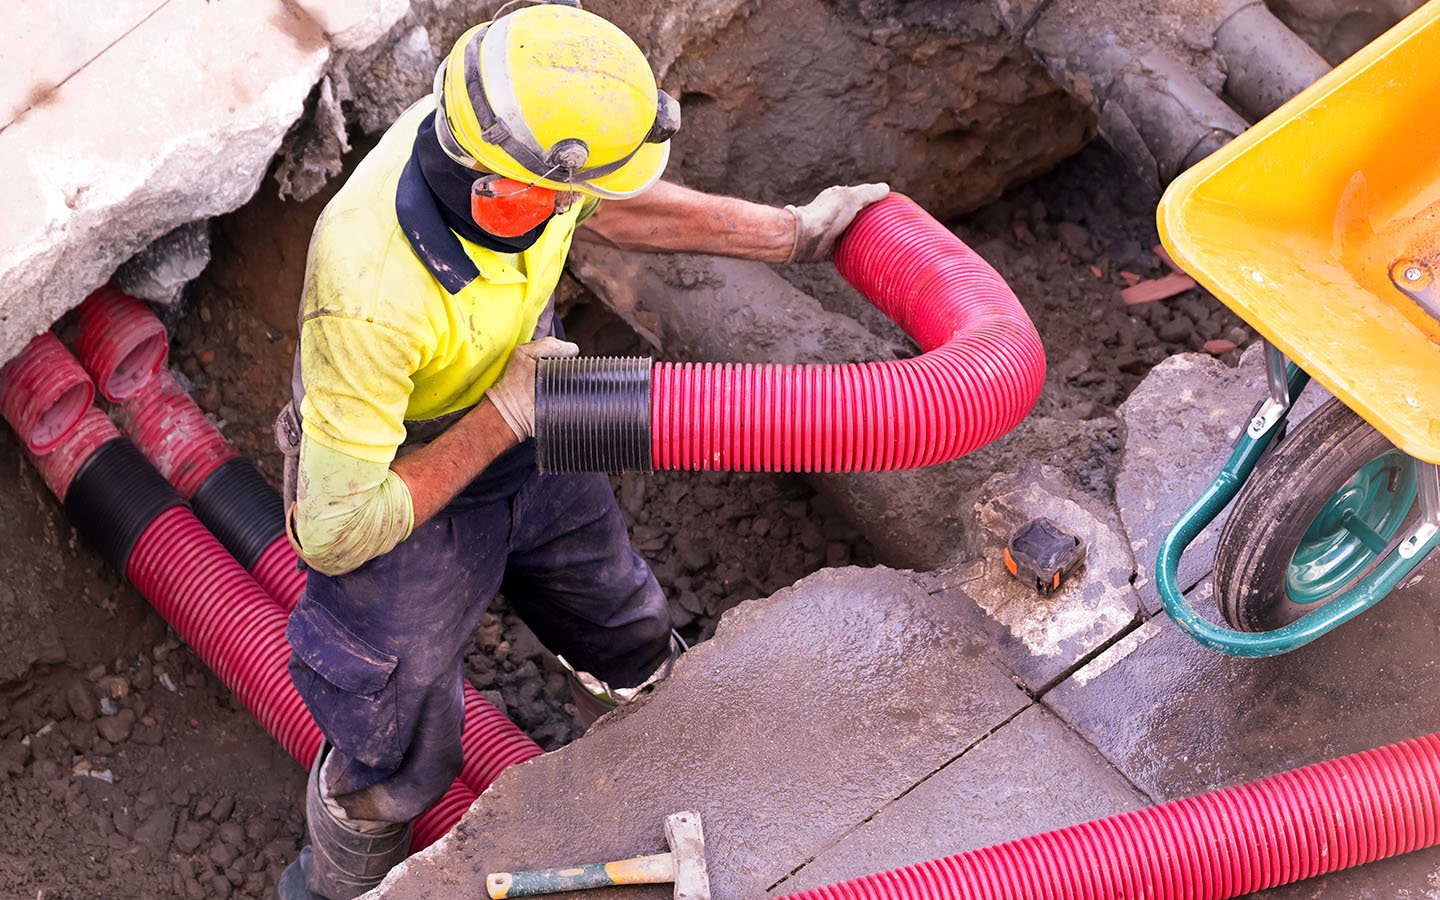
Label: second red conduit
xmin=775 ymin=729 xmax=1440 ymax=900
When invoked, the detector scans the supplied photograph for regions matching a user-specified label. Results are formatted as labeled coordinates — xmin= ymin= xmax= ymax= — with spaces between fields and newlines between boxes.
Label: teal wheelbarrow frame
xmin=1156 ymin=343 xmax=1440 ymax=656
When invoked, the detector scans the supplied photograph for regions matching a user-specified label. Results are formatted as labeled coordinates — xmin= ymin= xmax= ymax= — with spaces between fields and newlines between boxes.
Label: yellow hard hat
xmin=433 ymin=3 xmax=679 ymax=199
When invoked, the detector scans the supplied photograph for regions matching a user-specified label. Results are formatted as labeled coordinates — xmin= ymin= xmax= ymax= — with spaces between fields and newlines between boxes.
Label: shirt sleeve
xmin=295 ymin=438 xmax=414 ymax=576
xmin=298 ymin=312 xmax=426 ymax=465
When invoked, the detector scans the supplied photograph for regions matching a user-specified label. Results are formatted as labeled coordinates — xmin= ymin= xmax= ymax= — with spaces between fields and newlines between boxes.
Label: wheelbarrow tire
xmin=1215 ymin=396 xmax=1404 ymax=632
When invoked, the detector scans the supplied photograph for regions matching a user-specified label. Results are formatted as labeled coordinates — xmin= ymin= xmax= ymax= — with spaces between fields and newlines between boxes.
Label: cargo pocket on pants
xmin=287 ymin=599 xmax=402 ymax=772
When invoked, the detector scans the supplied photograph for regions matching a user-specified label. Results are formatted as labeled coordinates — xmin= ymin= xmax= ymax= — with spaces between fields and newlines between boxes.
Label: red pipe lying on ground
xmin=775 ymin=730 xmax=1440 ymax=900
xmin=76 ymin=287 xmax=544 ymax=797
xmin=649 ymin=194 xmax=1045 ymax=471
xmin=0 ymin=332 xmax=94 ymax=454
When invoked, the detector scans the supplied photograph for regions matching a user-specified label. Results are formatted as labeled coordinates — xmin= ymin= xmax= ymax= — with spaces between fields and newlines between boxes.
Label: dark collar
xmin=395 ymin=113 xmax=552 ymax=294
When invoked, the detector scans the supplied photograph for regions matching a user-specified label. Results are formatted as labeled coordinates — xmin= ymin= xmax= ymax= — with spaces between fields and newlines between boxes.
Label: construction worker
xmin=273 ymin=3 xmax=887 ymax=897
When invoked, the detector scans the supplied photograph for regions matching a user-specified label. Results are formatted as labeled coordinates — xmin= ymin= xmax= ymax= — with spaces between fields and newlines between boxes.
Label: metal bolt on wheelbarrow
xmin=1152 ymin=3 xmax=1440 ymax=656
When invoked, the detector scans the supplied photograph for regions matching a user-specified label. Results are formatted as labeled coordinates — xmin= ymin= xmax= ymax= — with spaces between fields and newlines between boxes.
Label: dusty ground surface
xmin=0 ymin=138 xmax=1258 ymax=899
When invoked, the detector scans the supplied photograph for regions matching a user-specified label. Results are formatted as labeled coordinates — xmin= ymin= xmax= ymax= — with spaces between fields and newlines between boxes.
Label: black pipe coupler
xmin=535 ymin=356 xmax=653 ymax=474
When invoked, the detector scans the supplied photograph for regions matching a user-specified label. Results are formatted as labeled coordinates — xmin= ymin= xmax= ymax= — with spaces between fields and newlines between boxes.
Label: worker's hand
xmin=784 ymin=183 xmax=891 ymax=263
xmin=486 ymin=336 xmax=580 ymax=441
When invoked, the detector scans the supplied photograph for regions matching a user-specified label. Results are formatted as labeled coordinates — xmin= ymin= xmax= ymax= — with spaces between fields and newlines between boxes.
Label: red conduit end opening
xmin=77 ymin=285 xmax=169 ymax=402
xmin=0 ymin=332 xmax=96 ymax=454
xmin=26 ymin=406 xmax=122 ymax=500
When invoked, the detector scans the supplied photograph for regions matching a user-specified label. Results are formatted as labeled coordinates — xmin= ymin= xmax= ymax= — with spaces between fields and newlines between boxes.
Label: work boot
xmin=562 ymin=630 xmax=687 ymax=728
xmin=275 ymin=743 xmax=412 ymax=900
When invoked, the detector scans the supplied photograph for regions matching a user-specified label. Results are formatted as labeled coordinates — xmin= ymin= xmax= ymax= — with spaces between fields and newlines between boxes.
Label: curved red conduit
xmin=77 ymin=286 xmax=544 ymax=797
xmin=650 ymin=194 xmax=1045 ymax=471
xmin=0 ymin=332 xmax=95 ymax=454
xmin=775 ymin=730 xmax=1440 ymax=900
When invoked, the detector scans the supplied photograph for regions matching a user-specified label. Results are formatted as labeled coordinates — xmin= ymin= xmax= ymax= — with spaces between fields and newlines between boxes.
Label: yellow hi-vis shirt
xmin=298 ymin=99 xmax=588 ymax=465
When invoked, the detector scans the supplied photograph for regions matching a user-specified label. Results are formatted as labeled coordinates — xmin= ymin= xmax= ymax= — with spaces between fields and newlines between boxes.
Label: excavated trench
xmin=0 ymin=138 xmax=1256 ymax=900
xmin=5 ymin=0 xmax=1406 ymax=894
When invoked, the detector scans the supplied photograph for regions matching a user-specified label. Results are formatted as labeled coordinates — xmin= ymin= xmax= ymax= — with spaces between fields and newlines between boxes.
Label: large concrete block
xmin=0 ymin=0 xmax=334 ymax=363
xmin=771 ymin=705 xmax=1147 ymax=895
xmin=1 ymin=1 xmax=165 ymax=128
xmin=372 ymin=567 xmax=1031 ymax=900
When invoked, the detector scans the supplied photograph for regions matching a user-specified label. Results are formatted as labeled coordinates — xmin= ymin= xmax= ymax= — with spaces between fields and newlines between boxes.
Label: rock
xmin=133 ymin=804 xmax=180 ymax=855
xmin=209 ymin=794 xmax=235 ymax=823
xmin=209 ymin=842 xmax=238 ymax=868
xmin=0 ymin=739 xmax=29 ymax=779
xmin=0 ymin=0 xmax=334 ymax=364
xmin=218 ymin=821 xmax=245 ymax=848
xmin=210 ymin=873 xmax=233 ymax=899
xmin=94 ymin=674 xmax=131 ymax=699
xmin=96 ymin=709 xmax=135 ymax=744
xmin=1056 ymin=222 xmax=1091 ymax=254
xmin=174 ymin=822 xmax=206 ymax=855
xmin=65 ymin=680 xmax=96 ymax=721
xmin=110 ymin=220 xmax=212 ymax=310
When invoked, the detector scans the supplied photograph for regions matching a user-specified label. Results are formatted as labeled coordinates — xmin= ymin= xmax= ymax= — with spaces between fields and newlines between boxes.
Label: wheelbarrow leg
xmin=1249 ymin=341 xmax=1294 ymax=439
xmin=1400 ymin=461 xmax=1440 ymax=560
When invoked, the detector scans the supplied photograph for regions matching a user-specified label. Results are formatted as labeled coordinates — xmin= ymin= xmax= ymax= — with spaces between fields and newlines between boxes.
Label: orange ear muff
xmin=470 ymin=176 xmax=557 ymax=237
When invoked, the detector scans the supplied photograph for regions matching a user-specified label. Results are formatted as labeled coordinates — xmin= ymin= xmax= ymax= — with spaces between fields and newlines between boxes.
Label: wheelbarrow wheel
xmin=1215 ymin=396 xmax=1418 ymax=632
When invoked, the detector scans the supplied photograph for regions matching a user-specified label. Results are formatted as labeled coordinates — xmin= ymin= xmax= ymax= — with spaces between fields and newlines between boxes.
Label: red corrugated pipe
xmin=115 ymin=369 xmax=238 ymax=498
xmin=536 ymin=194 xmax=1046 ymax=473
xmin=0 ymin=332 xmax=95 ymax=454
xmin=775 ymin=730 xmax=1440 ymax=900
xmin=76 ymin=286 xmax=544 ymax=797
xmin=76 ymin=285 xmax=169 ymax=402
xmin=652 ymin=194 xmax=1044 ymax=470
xmin=0 ymin=340 xmax=485 ymax=852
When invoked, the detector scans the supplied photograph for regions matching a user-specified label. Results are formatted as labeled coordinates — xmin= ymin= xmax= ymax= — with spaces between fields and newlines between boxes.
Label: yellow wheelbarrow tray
xmin=1155 ymin=2 xmax=1440 ymax=657
xmin=1159 ymin=0 xmax=1440 ymax=464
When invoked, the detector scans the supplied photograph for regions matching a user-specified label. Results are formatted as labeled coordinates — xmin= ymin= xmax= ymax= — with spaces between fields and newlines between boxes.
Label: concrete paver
xmin=374 ymin=567 xmax=1032 ymax=900
xmin=771 ymin=704 xmax=1147 ymax=895
xmin=925 ymin=460 xmax=1141 ymax=692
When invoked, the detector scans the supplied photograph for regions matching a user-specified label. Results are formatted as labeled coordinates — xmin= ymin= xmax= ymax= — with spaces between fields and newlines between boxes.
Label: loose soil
xmin=0 ymin=140 xmax=1254 ymax=899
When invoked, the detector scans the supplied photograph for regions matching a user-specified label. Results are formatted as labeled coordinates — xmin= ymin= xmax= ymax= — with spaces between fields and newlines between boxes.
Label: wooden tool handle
xmin=488 ymin=852 xmax=675 ymax=898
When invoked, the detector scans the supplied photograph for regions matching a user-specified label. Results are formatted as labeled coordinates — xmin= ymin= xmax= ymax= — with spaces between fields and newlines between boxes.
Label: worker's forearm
xmin=391 ymin=399 xmax=519 ymax=527
xmin=575 ymin=181 xmax=795 ymax=261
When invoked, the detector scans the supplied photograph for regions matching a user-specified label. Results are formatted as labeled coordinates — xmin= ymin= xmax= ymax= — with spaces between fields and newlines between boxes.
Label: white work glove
xmin=486 ymin=336 xmax=579 ymax=441
xmin=785 ymin=183 xmax=891 ymax=263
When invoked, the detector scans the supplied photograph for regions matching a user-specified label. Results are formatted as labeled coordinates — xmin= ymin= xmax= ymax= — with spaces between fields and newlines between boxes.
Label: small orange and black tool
xmin=1003 ymin=519 xmax=1086 ymax=594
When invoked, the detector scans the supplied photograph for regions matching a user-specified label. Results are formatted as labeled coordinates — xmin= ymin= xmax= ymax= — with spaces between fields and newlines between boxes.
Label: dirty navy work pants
xmin=285 ymin=459 xmax=671 ymax=824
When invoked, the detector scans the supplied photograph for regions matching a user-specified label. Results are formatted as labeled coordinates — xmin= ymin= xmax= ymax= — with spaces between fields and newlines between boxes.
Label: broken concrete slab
xmin=1117 ymin=346 xmax=1331 ymax=615
xmin=0 ymin=0 xmax=333 ymax=364
xmin=371 ymin=566 xmax=1032 ymax=900
xmin=0 ymin=1 xmax=166 ymax=129
xmin=921 ymin=461 xmax=1140 ymax=692
xmin=771 ymin=704 xmax=1147 ymax=895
